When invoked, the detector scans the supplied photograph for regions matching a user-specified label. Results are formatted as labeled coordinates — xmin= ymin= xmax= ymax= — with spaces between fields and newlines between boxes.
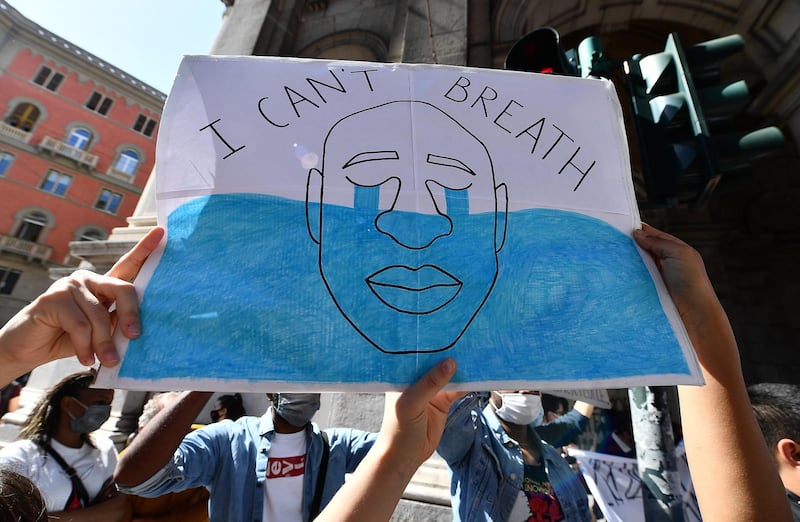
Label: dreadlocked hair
xmin=18 ymin=370 xmax=95 ymax=448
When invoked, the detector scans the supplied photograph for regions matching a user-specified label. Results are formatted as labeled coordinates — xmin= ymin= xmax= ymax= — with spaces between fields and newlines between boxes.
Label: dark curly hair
xmin=0 ymin=468 xmax=46 ymax=521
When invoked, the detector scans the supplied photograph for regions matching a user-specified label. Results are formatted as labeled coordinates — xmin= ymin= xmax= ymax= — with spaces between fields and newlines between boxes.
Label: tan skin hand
xmin=0 ymin=227 xmax=164 ymax=380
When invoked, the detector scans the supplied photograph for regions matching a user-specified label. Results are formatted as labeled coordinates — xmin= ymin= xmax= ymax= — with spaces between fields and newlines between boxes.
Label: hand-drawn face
xmin=307 ymin=101 xmax=507 ymax=353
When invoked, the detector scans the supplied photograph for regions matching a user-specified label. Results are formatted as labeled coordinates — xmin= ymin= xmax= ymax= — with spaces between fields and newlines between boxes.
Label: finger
xmin=69 ymin=279 xmax=122 ymax=367
xmin=397 ymin=358 xmax=457 ymax=419
xmin=50 ymin=287 xmax=98 ymax=366
xmin=107 ymin=227 xmax=165 ymax=281
xmin=633 ymin=225 xmax=684 ymax=260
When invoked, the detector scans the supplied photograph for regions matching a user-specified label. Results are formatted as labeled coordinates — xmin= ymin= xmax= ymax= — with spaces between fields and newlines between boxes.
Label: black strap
xmin=43 ymin=443 xmax=92 ymax=509
xmin=310 ymin=430 xmax=330 ymax=520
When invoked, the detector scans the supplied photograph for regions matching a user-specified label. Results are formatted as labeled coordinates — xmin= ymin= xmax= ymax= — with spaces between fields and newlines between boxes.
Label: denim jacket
xmin=120 ymin=408 xmax=377 ymax=522
xmin=437 ymin=394 xmax=590 ymax=522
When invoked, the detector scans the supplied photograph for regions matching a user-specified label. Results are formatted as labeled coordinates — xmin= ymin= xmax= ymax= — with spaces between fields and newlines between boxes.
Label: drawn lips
xmin=366 ymin=265 xmax=462 ymax=315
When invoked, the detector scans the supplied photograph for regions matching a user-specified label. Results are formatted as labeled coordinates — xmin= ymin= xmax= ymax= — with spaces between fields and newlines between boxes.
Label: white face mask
xmin=494 ymin=393 xmax=543 ymax=426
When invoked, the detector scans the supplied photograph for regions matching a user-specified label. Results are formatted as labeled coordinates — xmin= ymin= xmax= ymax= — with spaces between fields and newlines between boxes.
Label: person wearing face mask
xmin=209 ymin=392 xmax=247 ymax=423
xmin=115 ymin=390 xmax=377 ymax=522
xmin=437 ymin=390 xmax=592 ymax=521
xmin=0 ymin=370 xmax=132 ymax=521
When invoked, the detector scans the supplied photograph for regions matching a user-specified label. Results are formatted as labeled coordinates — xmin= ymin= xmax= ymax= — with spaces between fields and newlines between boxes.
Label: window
xmin=114 ymin=149 xmax=140 ymax=176
xmin=95 ymin=189 xmax=122 ymax=213
xmin=4 ymin=103 xmax=40 ymax=132
xmin=0 ymin=267 xmax=22 ymax=295
xmin=14 ymin=211 xmax=48 ymax=242
xmin=0 ymin=151 xmax=13 ymax=176
xmin=32 ymin=66 xmax=64 ymax=91
xmin=66 ymin=128 xmax=92 ymax=150
xmin=86 ymin=91 xmax=114 ymax=115
xmin=39 ymin=169 xmax=72 ymax=196
xmin=77 ymin=227 xmax=106 ymax=241
xmin=133 ymin=114 xmax=157 ymax=137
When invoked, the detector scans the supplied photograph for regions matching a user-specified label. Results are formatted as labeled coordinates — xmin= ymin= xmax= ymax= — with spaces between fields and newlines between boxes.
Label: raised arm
xmin=316 ymin=358 xmax=462 ymax=522
xmin=115 ymin=390 xmax=212 ymax=488
xmin=0 ymin=227 xmax=164 ymax=387
xmin=634 ymin=224 xmax=791 ymax=522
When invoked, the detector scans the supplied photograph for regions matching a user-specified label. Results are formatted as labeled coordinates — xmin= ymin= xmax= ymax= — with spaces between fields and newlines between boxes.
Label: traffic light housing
xmin=505 ymin=27 xmax=577 ymax=76
xmin=626 ymin=33 xmax=785 ymax=207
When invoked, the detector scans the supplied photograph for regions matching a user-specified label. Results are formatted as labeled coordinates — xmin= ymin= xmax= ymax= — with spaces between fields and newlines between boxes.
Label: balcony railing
xmin=39 ymin=135 xmax=99 ymax=169
xmin=0 ymin=234 xmax=53 ymax=263
xmin=106 ymin=166 xmax=135 ymax=183
xmin=0 ymin=121 xmax=33 ymax=143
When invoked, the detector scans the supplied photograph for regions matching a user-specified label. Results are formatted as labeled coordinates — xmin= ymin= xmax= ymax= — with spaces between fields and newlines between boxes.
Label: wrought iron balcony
xmin=39 ymin=135 xmax=99 ymax=169
xmin=0 ymin=121 xmax=33 ymax=143
xmin=0 ymin=233 xmax=53 ymax=263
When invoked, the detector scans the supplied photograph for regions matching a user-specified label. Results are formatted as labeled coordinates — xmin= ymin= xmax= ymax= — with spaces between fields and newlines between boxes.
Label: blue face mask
xmin=68 ymin=397 xmax=112 ymax=434
xmin=275 ymin=393 xmax=320 ymax=427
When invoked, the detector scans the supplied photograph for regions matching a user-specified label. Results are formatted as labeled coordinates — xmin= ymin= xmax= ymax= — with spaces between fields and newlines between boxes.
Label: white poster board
xmin=97 ymin=57 xmax=702 ymax=392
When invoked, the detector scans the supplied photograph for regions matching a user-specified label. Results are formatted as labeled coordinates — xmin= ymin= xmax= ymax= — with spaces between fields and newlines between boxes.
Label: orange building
xmin=0 ymin=1 xmax=164 ymax=323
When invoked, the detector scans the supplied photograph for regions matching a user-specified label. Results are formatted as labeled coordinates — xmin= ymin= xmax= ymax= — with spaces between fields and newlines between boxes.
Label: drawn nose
xmin=375 ymin=210 xmax=452 ymax=249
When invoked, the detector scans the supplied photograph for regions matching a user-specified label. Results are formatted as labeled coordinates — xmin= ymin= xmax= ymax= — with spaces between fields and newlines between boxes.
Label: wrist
xmin=373 ymin=437 xmax=425 ymax=479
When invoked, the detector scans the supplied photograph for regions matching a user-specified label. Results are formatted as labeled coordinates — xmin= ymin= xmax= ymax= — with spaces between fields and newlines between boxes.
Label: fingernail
xmin=441 ymin=358 xmax=456 ymax=374
xmin=103 ymin=350 xmax=121 ymax=366
xmin=127 ymin=322 xmax=141 ymax=337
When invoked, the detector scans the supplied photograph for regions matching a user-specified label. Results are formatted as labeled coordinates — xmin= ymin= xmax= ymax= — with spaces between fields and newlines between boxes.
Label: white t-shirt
xmin=262 ymin=430 xmax=307 ymax=522
xmin=0 ymin=437 xmax=118 ymax=512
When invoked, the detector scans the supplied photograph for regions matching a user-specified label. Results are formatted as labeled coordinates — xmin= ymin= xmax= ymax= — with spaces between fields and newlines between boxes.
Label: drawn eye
xmin=342 ymin=151 xmax=400 ymax=187
xmin=425 ymin=153 xmax=475 ymax=190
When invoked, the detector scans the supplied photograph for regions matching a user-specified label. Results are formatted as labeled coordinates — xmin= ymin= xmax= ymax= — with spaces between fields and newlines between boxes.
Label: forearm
xmin=115 ymin=391 xmax=212 ymax=487
xmin=0 ymin=308 xmax=46 ymax=387
xmin=678 ymin=299 xmax=791 ymax=522
xmin=47 ymin=496 xmax=132 ymax=522
xmin=316 ymin=441 xmax=417 ymax=522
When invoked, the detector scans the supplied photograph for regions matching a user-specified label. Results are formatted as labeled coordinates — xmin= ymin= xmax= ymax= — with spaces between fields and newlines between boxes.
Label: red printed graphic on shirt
xmin=267 ymin=455 xmax=306 ymax=479
xmin=521 ymin=463 xmax=565 ymax=522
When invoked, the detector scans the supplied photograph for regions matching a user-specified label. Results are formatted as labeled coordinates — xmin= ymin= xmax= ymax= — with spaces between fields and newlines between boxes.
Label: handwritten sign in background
xmin=97 ymin=57 xmax=702 ymax=391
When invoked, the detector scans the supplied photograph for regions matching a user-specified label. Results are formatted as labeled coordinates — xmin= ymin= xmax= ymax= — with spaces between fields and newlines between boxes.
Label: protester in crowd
xmin=438 ymin=388 xmax=592 ymax=521
xmin=0 ymin=227 xmax=164 ymax=389
xmin=115 ymin=390 xmax=377 ymax=521
xmin=542 ymin=393 xmax=569 ymax=423
xmin=126 ymin=392 xmax=210 ymax=522
xmin=315 ymin=224 xmax=793 ymax=522
xmin=0 ymin=370 xmax=130 ymax=520
xmin=0 ymin=372 xmax=30 ymax=421
xmin=748 ymin=382 xmax=800 ymax=521
xmin=210 ymin=392 xmax=246 ymax=422
xmin=0 ymin=468 xmax=47 ymax=522
xmin=595 ymin=406 xmax=635 ymax=458
xmin=538 ymin=396 xmax=595 ymax=449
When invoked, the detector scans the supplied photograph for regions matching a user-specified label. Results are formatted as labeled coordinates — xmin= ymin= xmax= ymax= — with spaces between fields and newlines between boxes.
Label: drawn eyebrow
xmin=342 ymin=150 xmax=399 ymax=169
xmin=426 ymin=153 xmax=475 ymax=176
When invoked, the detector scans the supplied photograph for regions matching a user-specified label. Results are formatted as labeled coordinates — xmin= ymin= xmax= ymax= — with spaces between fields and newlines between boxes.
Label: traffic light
xmin=505 ymin=27 xmax=577 ymax=76
xmin=625 ymin=33 xmax=785 ymax=207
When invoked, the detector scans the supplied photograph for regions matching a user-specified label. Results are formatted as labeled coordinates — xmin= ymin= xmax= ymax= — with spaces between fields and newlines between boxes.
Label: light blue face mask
xmin=275 ymin=393 xmax=321 ymax=427
xmin=68 ymin=397 xmax=112 ymax=434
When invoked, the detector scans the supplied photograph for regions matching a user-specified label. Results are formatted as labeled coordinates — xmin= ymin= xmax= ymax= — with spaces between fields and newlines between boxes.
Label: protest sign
xmin=97 ymin=57 xmax=702 ymax=391
xmin=571 ymin=446 xmax=701 ymax=522
xmin=548 ymin=389 xmax=612 ymax=409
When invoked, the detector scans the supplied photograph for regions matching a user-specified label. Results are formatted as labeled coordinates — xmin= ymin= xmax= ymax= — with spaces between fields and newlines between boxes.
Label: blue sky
xmin=7 ymin=0 xmax=225 ymax=94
